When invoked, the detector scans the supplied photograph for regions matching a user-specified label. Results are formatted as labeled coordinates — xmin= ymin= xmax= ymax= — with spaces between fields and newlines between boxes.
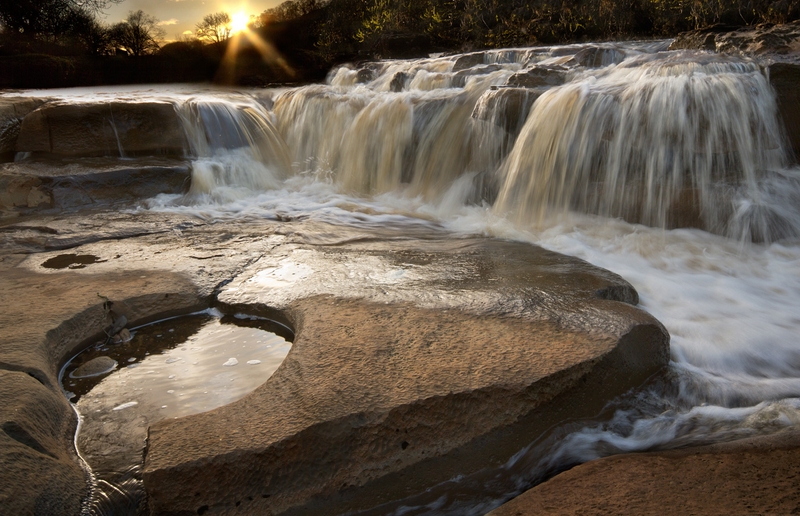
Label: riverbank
xmin=2 ymin=34 xmax=800 ymax=514
xmin=492 ymin=428 xmax=800 ymax=515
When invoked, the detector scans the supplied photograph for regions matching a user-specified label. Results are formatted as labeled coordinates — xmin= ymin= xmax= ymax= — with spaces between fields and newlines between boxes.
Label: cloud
xmin=158 ymin=18 xmax=179 ymax=25
xmin=182 ymin=30 xmax=194 ymax=35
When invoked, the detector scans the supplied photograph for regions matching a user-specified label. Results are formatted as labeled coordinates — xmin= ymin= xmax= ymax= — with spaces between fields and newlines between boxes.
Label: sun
xmin=230 ymin=11 xmax=250 ymax=34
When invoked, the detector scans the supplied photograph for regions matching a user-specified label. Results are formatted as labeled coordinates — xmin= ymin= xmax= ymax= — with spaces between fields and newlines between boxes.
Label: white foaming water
xmin=495 ymin=55 xmax=789 ymax=239
xmin=134 ymin=41 xmax=800 ymax=511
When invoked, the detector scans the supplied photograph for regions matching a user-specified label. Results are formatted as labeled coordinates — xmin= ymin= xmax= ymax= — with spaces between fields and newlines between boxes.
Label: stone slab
xmin=143 ymin=236 xmax=669 ymax=515
xmin=0 ymin=369 xmax=86 ymax=515
xmin=0 ymin=97 xmax=49 ymax=161
xmin=0 ymin=215 xmax=669 ymax=515
xmin=0 ymin=160 xmax=191 ymax=217
xmin=490 ymin=429 xmax=800 ymax=515
xmin=15 ymin=102 xmax=188 ymax=158
xmin=769 ymin=62 xmax=800 ymax=160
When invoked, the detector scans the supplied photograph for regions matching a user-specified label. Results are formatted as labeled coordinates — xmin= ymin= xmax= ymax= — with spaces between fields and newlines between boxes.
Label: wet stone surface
xmin=61 ymin=310 xmax=293 ymax=513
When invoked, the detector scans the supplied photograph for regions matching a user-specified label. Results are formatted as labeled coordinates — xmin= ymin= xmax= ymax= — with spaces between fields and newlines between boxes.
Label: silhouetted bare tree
xmin=196 ymin=12 xmax=232 ymax=44
xmin=109 ymin=10 xmax=165 ymax=56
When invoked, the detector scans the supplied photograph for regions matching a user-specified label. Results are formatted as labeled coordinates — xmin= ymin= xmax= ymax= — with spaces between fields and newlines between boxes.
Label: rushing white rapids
xmin=23 ymin=40 xmax=800 ymax=513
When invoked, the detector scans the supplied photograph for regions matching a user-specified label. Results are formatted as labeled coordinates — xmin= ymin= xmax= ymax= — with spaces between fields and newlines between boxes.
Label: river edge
xmin=0 ymin=207 xmax=669 ymax=514
xmin=1 ymin=28 xmax=800 ymax=510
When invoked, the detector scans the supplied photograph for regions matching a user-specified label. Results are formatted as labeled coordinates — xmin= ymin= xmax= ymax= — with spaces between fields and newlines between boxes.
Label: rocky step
xmin=0 ymin=160 xmax=190 ymax=217
xmin=143 ymin=236 xmax=669 ymax=515
xmin=490 ymin=428 xmax=800 ymax=515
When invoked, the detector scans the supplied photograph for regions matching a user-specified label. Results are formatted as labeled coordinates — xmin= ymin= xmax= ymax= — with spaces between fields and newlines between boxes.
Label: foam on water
xmin=50 ymin=40 xmax=799 ymax=512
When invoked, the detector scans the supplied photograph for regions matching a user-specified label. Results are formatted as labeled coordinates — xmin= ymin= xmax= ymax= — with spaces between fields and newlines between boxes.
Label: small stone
xmin=70 ymin=356 xmax=117 ymax=378
xmin=247 ymin=360 xmax=261 ymax=365
xmin=223 ymin=358 xmax=239 ymax=367
xmin=113 ymin=328 xmax=132 ymax=344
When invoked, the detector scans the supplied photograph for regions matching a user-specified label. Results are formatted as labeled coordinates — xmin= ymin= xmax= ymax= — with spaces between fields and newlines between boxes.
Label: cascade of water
xmin=273 ymin=72 xmax=510 ymax=201
xmin=92 ymin=43 xmax=800 ymax=513
xmin=176 ymin=99 xmax=292 ymax=201
xmin=164 ymin=43 xmax=800 ymax=242
xmin=269 ymin=46 xmax=800 ymax=241
xmin=493 ymin=53 xmax=792 ymax=240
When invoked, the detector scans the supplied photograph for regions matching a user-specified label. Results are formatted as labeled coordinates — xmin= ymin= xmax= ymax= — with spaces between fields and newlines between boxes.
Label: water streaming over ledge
xmin=21 ymin=40 xmax=800 ymax=513
xmin=154 ymin=41 xmax=800 ymax=243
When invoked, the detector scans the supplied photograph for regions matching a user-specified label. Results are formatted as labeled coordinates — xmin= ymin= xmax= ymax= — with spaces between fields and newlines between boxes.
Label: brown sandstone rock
xmin=490 ymin=429 xmax=800 ymax=516
xmin=15 ymin=102 xmax=188 ymax=158
xmin=0 ymin=161 xmax=191 ymax=216
xmin=573 ymin=46 xmax=626 ymax=67
xmin=472 ymin=87 xmax=544 ymax=135
xmin=505 ymin=65 xmax=569 ymax=88
xmin=0 ymin=174 xmax=53 ymax=212
xmin=452 ymin=52 xmax=486 ymax=71
xmin=0 ymin=97 xmax=49 ymax=161
xmin=0 ymin=217 xmax=669 ymax=516
xmin=70 ymin=356 xmax=117 ymax=378
xmin=769 ymin=62 xmax=800 ymax=160
xmin=0 ymin=370 xmax=87 ymax=515
xmin=143 ymin=238 xmax=669 ymax=516
xmin=0 ymin=250 xmax=210 ymax=514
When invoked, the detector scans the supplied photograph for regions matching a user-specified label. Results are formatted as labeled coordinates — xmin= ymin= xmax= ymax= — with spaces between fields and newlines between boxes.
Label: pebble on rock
xmin=70 ymin=356 xmax=118 ymax=378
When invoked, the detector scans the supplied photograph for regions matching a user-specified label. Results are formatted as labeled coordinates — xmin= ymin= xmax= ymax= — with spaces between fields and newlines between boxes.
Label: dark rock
xmin=574 ymin=46 xmax=626 ymax=67
xmin=0 ymin=161 xmax=191 ymax=215
xmin=670 ymin=21 xmax=800 ymax=55
xmin=70 ymin=356 xmax=117 ymax=378
xmin=505 ymin=65 xmax=569 ymax=88
xmin=0 ymin=97 xmax=49 ymax=162
xmin=356 ymin=68 xmax=376 ymax=83
xmin=16 ymin=102 xmax=188 ymax=159
xmin=669 ymin=24 xmax=739 ymax=51
xmin=452 ymin=52 xmax=486 ymax=71
xmin=769 ymin=62 xmax=800 ymax=161
xmin=472 ymin=87 xmax=544 ymax=135
xmin=389 ymin=71 xmax=409 ymax=92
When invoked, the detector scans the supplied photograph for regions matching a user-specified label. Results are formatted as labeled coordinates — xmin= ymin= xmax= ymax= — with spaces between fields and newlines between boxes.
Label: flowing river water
xmin=19 ymin=40 xmax=800 ymax=513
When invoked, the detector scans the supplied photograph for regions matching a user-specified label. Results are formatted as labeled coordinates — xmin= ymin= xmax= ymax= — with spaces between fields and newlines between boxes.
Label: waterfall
xmin=494 ymin=54 xmax=790 ymax=240
xmin=172 ymin=42 xmax=800 ymax=242
xmin=59 ymin=41 xmax=800 ymax=514
xmin=176 ymin=99 xmax=292 ymax=202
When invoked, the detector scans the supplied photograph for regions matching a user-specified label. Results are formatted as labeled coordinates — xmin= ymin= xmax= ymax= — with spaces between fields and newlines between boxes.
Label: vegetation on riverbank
xmin=1 ymin=0 xmax=798 ymax=88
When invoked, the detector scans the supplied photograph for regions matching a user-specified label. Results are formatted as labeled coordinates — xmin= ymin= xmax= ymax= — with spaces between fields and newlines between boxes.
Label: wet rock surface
xmin=670 ymin=21 xmax=800 ymax=58
xmin=70 ymin=356 xmax=117 ymax=378
xmin=490 ymin=428 xmax=800 ymax=516
xmin=143 ymin=235 xmax=668 ymax=515
xmin=16 ymin=102 xmax=188 ymax=159
xmin=768 ymin=62 xmax=800 ymax=159
xmin=0 ymin=197 xmax=668 ymax=515
xmin=0 ymin=369 xmax=87 ymax=515
xmin=5 ymin=42 xmax=797 ymax=513
xmin=0 ymin=97 xmax=49 ymax=161
xmin=0 ymin=159 xmax=191 ymax=217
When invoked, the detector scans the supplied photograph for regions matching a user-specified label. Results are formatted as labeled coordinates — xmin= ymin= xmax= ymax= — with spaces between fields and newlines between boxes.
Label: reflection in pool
xmin=60 ymin=308 xmax=293 ymax=515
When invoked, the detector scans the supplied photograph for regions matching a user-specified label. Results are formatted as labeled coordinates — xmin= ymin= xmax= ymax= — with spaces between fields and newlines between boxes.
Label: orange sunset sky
xmin=101 ymin=0 xmax=285 ymax=40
